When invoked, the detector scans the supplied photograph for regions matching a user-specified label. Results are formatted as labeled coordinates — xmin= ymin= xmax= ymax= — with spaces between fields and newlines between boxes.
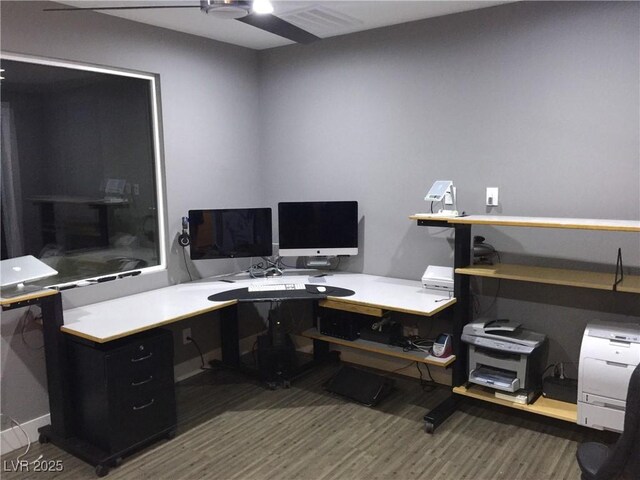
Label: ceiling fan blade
xmin=44 ymin=5 xmax=200 ymax=11
xmin=237 ymin=13 xmax=320 ymax=44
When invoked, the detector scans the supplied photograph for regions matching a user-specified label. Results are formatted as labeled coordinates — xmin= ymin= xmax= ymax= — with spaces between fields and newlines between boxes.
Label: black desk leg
xmin=423 ymin=394 xmax=461 ymax=434
xmin=40 ymin=293 xmax=74 ymax=439
xmin=313 ymin=338 xmax=331 ymax=362
xmin=219 ymin=304 xmax=240 ymax=367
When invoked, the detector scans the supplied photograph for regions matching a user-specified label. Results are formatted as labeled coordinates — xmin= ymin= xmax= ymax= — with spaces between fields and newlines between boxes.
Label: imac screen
xmin=188 ymin=208 xmax=272 ymax=259
xmin=278 ymin=201 xmax=358 ymax=256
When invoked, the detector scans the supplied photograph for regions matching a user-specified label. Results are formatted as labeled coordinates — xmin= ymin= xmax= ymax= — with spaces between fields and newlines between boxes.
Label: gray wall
xmin=258 ymin=1 xmax=640 ymax=377
xmin=1 ymin=0 xmax=263 ymax=427
xmin=1 ymin=0 xmax=639 ymax=428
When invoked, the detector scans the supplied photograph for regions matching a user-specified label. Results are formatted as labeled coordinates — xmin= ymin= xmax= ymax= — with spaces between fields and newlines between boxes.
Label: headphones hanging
xmin=178 ymin=216 xmax=191 ymax=247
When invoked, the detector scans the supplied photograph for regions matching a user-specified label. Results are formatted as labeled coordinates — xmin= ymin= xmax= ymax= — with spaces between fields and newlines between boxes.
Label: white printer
xmin=462 ymin=319 xmax=547 ymax=394
xmin=421 ymin=266 xmax=454 ymax=293
xmin=578 ymin=321 xmax=640 ymax=432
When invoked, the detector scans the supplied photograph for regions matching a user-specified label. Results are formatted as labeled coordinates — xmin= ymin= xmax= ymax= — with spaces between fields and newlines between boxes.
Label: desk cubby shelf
xmin=301 ymin=328 xmax=456 ymax=367
xmin=455 ymin=264 xmax=640 ymax=294
xmin=452 ymin=384 xmax=577 ymax=423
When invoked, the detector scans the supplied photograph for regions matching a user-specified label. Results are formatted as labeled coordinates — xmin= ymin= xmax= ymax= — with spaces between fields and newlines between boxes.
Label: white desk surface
xmin=411 ymin=214 xmax=640 ymax=232
xmin=61 ymin=272 xmax=455 ymax=343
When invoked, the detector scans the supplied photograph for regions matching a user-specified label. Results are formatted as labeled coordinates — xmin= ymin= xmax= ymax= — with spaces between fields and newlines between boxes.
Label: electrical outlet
xmin=133 ymin=184 xmax=140 ymax=196
xmin=182 ymin=328 xmax=192 ymax=344
xmin=486 ymin=187 xmax=499 ymax=206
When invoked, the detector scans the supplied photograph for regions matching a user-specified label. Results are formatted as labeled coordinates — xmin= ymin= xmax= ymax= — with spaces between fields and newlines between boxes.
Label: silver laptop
xmin=0 ymin=255 xmax=58 ymax=288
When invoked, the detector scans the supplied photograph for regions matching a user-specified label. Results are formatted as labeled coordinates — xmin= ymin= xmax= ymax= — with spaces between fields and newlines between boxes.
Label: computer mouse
xmin=317 ymin=286 xmax=327 ymax=293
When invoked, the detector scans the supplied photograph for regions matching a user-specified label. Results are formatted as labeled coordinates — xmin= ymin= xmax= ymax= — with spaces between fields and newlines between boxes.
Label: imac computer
xmin=277 ymin=201 xmax=358 ymax=257
xmin=188 ymin=208 xmax=272 ymax=260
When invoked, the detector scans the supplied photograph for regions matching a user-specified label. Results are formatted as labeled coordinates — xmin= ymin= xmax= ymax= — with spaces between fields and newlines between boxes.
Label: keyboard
xmin=247 ymin=283 xmax=306 ymax=293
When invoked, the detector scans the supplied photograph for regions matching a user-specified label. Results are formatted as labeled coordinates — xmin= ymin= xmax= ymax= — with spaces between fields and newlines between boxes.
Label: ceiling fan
xmin=44 ymin=0 xmax=321 ymax=44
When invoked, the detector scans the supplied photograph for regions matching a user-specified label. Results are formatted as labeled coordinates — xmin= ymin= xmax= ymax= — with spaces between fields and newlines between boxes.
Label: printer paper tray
xmin=469 ymin=366 xmax=520 ymax=392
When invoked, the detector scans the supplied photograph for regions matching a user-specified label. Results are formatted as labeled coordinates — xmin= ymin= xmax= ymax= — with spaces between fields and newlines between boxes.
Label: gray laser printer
xmin=462 ymin=319 xmax=548 ymax=393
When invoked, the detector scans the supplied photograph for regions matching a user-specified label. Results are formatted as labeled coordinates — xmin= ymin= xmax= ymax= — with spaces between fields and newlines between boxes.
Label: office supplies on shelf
xmin=421 ymin=265 xmax=454 ymax=292
xmin=432 ymin=333 xmax=453 ymax=357
xmin=543 ymin=374 xmax=577 ymax=404
xmin=247 ymin=283 xmax=306 ymax=292
xmin=577 ymin=321 xmax=640 ymax=432
xmin=318 ymin=312 xmax=362 ymax=341
xmin=359 ymin=320 xmax=402 ymax=345
xmin=463 ymin=320 xmax=547 ymax=393
xmin=494 ymin=389 xmax=538 ymax=405
xmin=423 ymin=180 xmax=459 ymax=217
xmin=473 ymin=236 xmax=498 ymax=265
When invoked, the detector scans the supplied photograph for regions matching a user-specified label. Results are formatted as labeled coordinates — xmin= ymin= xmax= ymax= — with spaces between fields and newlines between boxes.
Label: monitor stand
xmin=305 ymin=256 xmax=335 ymax=268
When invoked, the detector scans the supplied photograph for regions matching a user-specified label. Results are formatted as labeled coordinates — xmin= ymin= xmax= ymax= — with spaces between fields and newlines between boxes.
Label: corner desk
xmin=6 ymin=272 xmax=457 ymax=476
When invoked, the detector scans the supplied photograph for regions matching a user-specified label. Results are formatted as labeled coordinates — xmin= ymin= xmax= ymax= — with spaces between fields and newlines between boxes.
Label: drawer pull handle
xmin=133 ymin=398 xmax=155 ymax=411
xmin=131 ymin=375 xmax=154 ymax=386
xmin=131 ymin=352 xmax=153 ymax=363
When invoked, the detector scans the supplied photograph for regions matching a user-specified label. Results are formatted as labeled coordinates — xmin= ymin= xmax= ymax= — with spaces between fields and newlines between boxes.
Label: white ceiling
xmin=51 ymin=1 xmax=510 ymax=50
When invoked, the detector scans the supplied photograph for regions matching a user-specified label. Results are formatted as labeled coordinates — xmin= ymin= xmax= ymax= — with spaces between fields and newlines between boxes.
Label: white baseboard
xmin=1 ymin=413 xmax=50 ymax=455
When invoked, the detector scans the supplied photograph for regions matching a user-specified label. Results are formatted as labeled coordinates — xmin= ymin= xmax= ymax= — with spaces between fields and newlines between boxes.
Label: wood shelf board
xmin=617 ymin=275 xmax=640 ymax=294
xmin=452 ymin=385 xmax=577 ymax=423
xmin=446 ymin=215 xmax=640 ymax=232
xmin=318 ymin=299 xmax=384 ymax=317
xmin=324 ymin=296 xmax=456 ymax=318
xmin=455 ymin=264 xmax=619 ymax=291
xmin=409 ymin=215 xmax=452 ymax=223
xmin=302 ymin=328 xmax=455 ymax=367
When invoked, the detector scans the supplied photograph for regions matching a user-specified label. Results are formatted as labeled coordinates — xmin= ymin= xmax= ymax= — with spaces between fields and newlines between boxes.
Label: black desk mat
xmin=208 ymin=284 xmax=355 ymax=302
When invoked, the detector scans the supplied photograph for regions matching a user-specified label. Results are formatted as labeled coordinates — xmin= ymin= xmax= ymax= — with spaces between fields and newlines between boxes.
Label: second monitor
xmin=278 ymin=201 xmax=358 ymax=257
xmin=188 ymin=208 xmax=273 ymax=260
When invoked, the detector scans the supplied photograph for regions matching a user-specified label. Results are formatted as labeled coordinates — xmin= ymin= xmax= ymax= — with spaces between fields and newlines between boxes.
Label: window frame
xmin=0 ymin=52 xmax=167 ymax=284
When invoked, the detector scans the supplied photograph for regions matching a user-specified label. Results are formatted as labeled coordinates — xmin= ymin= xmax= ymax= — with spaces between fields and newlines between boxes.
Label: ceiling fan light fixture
xmin=201 ymin=0 xmax=250 ymax=19
xmin=252 ymin=0 xmax=274 ymax=15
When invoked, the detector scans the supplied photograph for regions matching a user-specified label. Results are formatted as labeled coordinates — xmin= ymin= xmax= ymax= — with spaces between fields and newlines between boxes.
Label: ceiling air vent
xmin=279 ymin=4 xmax=363 ymax=37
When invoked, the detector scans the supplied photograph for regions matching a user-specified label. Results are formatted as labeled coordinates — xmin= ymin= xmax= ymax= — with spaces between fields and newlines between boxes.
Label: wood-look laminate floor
xmin=1 ymin=364 xmax=615 ymax=480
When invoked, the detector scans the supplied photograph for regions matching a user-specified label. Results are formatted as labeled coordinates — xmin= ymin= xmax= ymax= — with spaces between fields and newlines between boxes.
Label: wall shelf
xmin=455 ymin=263 xmax=640 ymax=293
xmin=447 ymin=215 xmax=640 ymax=232
xmin=453 ymin=384 xmax=577 ymax=423
xmin=301 ymin=328 xmax=455 ymax=367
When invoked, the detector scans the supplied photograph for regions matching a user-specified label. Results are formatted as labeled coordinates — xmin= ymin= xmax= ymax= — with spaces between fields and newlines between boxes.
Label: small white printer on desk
xmin=421 ymin=266 xmax=454 ymax=293
xmin=578 ymin=321 xmax=640 ymax=432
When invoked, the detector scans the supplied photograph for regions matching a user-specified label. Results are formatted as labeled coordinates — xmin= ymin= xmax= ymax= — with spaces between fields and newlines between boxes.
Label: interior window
xmin=0 ymin=56 xmax=165 ymax=286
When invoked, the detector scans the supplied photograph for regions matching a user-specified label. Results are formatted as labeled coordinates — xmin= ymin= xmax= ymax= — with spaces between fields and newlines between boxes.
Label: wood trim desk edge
xmin=61 ymin=300 xmax=238 ymax=343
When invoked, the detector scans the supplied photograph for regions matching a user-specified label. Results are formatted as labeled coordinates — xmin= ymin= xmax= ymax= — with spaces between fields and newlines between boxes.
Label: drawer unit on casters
xmin=67 ymin=328 xmax=177 ymax=475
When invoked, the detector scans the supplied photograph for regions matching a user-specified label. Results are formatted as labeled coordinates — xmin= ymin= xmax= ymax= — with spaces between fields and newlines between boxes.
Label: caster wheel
xmin=167 ymin=429 xmax=177 ymax=440
xmin=95 ymin=464 xmax=110 ymax=477
xmin=283 ymin=381 xmax=291 ymax=389
xmin=424 ymin=422 xmax=435 ymax=434
xmin=111 ymin=457 xmax=123 ymax=468
xmin=38 ymin=433 xmax=50 ymax=444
